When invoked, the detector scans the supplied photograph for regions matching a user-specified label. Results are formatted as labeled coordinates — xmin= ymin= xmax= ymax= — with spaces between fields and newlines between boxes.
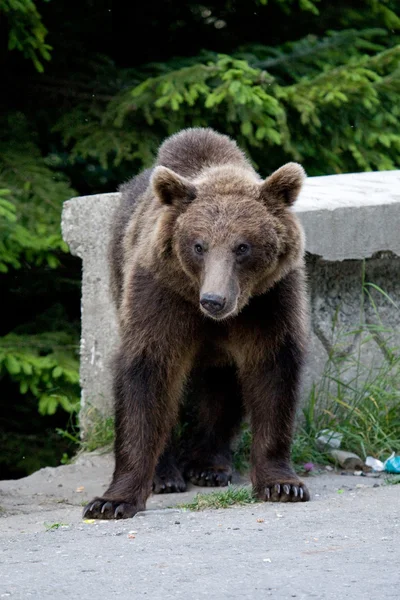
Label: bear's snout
xmin=200 ymin=293 xmax=226 ymax=316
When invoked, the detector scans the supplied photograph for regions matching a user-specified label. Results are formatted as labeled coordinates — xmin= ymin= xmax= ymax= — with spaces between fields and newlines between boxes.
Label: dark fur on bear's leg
xmin=83 ymin=270 xmax=200 ymax=519
xmin=181 ymin=366 xmax=243 ymax=487
xmin=229 ymin=272 xmax=310 ymax=503
xmin=83 ymin=352 xmax=172 ymax=519
xmin=153 ymin=445 xmax=186 ymax=494
xmin=83 ymin=351 xmax=185 ymax=519
xmin=239 ymin=331 xmax=309 ymax=503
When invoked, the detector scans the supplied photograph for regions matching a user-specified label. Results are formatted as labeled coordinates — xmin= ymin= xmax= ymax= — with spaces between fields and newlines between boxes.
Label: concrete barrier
xmin=62 ymin=170 xmax=400 ymax=431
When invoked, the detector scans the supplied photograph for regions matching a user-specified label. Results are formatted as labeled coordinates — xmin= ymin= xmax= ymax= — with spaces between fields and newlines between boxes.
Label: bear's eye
xmin=194 ymin=243 xmax=204 ymax=255
xmin=235 ymin=243 xmax=250 ymax=256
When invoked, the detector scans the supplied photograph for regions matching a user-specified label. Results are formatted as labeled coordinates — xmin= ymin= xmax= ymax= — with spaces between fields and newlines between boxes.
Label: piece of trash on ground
xmin=384 ymin=453 xmax=400 ymax=474
xmin=316 ymin=429 xmax=343 ymax=451
xmin=365 ymin=453 xmax=400 ymax=474
xmin=365 ymin=456 xmax=385 ymax=472
xmin=330 ymin=450 xmax=364 ymax=470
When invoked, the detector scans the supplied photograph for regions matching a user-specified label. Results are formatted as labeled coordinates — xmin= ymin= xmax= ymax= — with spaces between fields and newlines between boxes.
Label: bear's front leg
xmin=83 ymin=350 xmax=190 ymax=519
xmin=239 ymin=334 xmax=310 ymax=503
xmin=83 ymin=270 xmax=200 ymax=519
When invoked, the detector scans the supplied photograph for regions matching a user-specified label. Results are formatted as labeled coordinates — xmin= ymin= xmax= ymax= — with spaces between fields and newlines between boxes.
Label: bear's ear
xmin=152 ymin=166 xmax=197 ymax=208
xmin=260 ymin=163 xmax=305 ymax=208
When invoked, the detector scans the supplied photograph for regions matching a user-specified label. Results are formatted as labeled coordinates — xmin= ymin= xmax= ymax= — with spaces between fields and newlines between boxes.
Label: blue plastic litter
xmin=384 ymin=455 xmax=400 ymax=474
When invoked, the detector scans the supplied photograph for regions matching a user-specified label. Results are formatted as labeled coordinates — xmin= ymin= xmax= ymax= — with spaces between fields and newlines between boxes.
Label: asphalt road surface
xmin=0 ymin=453 xmax=399 ymax=599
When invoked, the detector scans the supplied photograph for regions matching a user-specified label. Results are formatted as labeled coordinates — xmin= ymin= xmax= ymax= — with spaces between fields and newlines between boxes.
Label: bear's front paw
xmin=257 ymin=481 xmax=310 ymax=503
xmin=82 ymin=497 xmax=141 ymax=520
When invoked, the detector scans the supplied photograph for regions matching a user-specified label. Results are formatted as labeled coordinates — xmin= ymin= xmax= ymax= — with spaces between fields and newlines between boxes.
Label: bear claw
xmin=83 ymin=498 xmax=139 ymax=520
xmin=152 ymin=470 xmax=186 ymax=494
xmin=186 ymin=467 xmax=232 ymax=487
xmin=263 ymin=482 xmax=309 ymax=503
xmin=152 ymin=478 xmax=187 ymax=494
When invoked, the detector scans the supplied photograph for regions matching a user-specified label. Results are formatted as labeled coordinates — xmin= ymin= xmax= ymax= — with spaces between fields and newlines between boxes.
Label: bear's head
xmin=152 ymin=163 xmax=305 ymax=320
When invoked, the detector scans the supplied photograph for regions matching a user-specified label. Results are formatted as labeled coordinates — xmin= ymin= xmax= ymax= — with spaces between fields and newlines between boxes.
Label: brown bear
xmin=83 ymin=127 xmax=310 ymax=520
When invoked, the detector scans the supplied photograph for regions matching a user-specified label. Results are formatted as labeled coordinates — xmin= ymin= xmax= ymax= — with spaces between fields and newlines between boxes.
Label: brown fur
xmin=84 ymin=128 xmax=310 ymax=520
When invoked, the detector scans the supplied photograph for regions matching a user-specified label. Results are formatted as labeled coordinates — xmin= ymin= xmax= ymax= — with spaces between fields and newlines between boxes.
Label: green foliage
xmin=0 ymin=189 xmax=67 ymax=272
xmin=1 ymin=0 xmax=52 ymax=71
xmin=0 ymin=332 xmax=80 ymax=415
xmin=0 ymin=109 xmax=78 ymax=432
xmin=56 ymin=28 xmax=400 ymax=175
xmin=0 ymin=114 xmax=74 ymax=269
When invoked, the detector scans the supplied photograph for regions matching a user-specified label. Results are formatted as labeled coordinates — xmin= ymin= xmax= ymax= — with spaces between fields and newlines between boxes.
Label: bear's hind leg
xmin=181 ymin=366 xmax=243 ymax=487
xmin=153 ymin=443 xmax=186 ymax=494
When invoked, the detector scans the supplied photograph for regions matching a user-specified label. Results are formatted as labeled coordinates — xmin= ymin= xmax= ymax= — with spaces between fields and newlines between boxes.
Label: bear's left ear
xmin=152 ymin=166 xmax=197 ymax=208
xmin=260 ymin=162 xmax=305 ymax=207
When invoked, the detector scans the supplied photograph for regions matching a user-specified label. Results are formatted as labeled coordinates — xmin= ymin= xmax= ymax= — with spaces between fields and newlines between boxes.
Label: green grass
xmin=177 ymin=485 xmax=257 ymax=511
xmin=57 ymin=404 xmax=115 ymax=456
xmin=295 ymin=274 xmax=400 ymax=464
xmin=290 ymin=352 xmax=400 ymax=469
xmin=234 ymin=278 xmax=400 ymax=471
xmin=297 ymin=352 xmax=400 ymax=463
xmin=81 ymin=412 xmax=115 ymax=453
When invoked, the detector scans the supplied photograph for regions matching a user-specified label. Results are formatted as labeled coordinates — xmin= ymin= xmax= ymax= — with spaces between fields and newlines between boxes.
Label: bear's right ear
xmin=151 ymin=166 xmax=197 ymax=208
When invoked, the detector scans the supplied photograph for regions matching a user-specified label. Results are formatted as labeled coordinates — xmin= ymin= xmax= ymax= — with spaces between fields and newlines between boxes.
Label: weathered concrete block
xmin=61 ymin=170 xmax=400 ymax=430
xmin=62 ymin=193 xmax=120 ymax=420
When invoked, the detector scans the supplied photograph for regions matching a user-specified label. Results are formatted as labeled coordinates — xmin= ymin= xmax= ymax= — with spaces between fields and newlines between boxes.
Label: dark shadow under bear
xmin=84 ymin=128 xmax=310 ymax=520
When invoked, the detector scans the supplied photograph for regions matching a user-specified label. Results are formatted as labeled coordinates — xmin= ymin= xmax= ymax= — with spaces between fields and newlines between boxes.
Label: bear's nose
xmin=200 ymin=294 xmax=226 ymax=315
